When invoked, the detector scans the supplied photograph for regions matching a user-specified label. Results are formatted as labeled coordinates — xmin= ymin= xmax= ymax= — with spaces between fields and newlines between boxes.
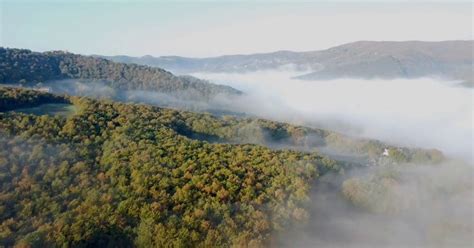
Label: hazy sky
xmin=1 ymin=1 xmax=472 ymax=57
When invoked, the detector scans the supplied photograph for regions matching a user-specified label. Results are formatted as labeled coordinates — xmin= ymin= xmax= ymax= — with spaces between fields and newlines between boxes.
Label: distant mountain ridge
xmin=102 ymin=40 xmax=473 ymax=86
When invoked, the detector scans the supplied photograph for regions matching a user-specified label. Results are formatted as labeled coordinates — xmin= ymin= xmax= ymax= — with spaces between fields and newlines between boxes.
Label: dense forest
xmin=0 ymin=48 xmax=240 ymax=101
xmin=0 ymin=87 xmax=444 ymax=247
xmin=0 ymin=87 xmax=339 ymax=247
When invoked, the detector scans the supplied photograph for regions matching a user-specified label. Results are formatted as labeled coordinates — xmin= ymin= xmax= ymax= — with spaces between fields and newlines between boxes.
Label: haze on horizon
xmin=1 ymin=0 xmax=472 ymax=57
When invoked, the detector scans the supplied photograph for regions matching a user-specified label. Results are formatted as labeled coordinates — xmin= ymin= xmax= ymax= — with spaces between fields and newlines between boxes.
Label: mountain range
xmin=102 ymin=40 xmax=473 ymax=86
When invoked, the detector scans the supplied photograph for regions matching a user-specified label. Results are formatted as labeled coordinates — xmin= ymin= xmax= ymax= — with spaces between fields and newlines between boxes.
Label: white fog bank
xmin=192 ymin=71 xmax=473 ymax=163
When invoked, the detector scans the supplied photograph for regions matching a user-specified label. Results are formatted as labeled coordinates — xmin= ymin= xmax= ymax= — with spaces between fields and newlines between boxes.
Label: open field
xmin=12 ymin=103 xmax=77 ymax=117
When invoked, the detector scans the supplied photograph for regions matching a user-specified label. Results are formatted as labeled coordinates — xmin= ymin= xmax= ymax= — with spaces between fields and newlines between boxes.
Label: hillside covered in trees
xmin=0 ymin=47 xmax=241 ymax=101
xmin=0 ymin=87 xmax=337 ymax=247
xmin=0 ymin=87 xmax=443 ymax=247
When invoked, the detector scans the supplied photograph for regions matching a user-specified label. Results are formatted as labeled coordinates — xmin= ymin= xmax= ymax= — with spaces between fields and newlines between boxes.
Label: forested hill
xmin=0 ymin=47 xmax=241 ymax=100
xmin=0 ymin=86 xmax=336 ymax=247
xmin=0 ymin=86 xmax=443 ymax=247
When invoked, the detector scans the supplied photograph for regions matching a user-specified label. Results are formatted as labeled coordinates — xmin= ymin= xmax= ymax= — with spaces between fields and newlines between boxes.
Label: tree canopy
xmin=0 ymin=87 xmax=338 ymax=247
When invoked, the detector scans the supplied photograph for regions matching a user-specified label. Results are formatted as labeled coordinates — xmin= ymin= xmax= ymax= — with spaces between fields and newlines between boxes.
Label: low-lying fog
xmin=193 ymin=70 xmax=473 ymax=163
xmin=279 ymin=161 xmax=473 ymax=248
xmin=191 ymin=70 xmax=473 ymax=247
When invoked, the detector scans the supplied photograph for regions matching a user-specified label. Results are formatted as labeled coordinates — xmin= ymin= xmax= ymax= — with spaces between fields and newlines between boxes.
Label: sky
xmin=0 ymin=0 xmax=472 ymax=57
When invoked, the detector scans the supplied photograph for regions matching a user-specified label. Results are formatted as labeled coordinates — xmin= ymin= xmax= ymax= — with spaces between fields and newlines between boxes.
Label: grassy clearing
xmin=12 ymin=103 xmax=77 ymax=117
